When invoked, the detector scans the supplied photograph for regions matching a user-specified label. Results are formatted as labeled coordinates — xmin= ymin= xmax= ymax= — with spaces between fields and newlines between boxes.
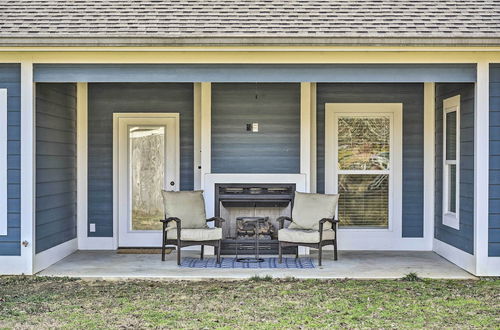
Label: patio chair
xmin=160 ymin=190 xmax=224 ymax=265
xmin=277 ymin=192 xmax=339 ymax=266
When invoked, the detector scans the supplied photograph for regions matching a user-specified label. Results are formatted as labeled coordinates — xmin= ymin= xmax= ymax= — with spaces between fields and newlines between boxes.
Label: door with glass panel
xmin=115 ymin=114 xmax=179 ymax=247
xmin=325 ymin=104 xmax=403 ymax=248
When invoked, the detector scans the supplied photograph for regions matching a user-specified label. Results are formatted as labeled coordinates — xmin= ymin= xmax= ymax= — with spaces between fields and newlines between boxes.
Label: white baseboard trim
xmin=433 ymin=238 xmax=476 ymax=275
xmin=78 ymin=237 xmax=116 ymax=250
xmin=483 ymin=257 xmax=500 ymax=276
xmin=34 ymin=238 xmax=78 ymax=273
xmin=0 ymin=256 xmax=28 ymax=275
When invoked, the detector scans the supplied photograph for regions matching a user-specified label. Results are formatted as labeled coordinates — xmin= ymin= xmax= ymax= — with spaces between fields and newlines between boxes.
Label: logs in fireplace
xmin=215 ymin=183 xmax=297 ymax=255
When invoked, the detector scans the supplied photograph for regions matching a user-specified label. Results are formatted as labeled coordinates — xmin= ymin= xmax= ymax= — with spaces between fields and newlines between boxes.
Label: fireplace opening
xmin=215 ymin=184 xmax=297 ymax=255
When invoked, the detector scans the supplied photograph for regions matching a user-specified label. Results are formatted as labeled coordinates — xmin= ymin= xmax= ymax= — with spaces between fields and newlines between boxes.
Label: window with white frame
xmin=442 ymin=95 xmax=460 ymax=230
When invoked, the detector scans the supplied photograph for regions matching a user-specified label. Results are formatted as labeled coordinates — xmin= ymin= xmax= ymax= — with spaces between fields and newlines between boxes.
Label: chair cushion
xmin=278 ymin=228 xmax=335 ymax=244
xmin=289 ymin=192 xmax=339 ymax=230
xmin=161 ymin=190 xmax=207 ymax=229
xmin=166 ymin=228 xmax=222 ymax=241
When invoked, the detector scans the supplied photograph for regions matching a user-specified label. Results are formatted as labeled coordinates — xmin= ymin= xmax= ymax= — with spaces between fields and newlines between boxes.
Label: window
xmin=443 ymin=95 xmax=460 ymax=229
xmin=336 ymin=115 xmax=392 ymax=228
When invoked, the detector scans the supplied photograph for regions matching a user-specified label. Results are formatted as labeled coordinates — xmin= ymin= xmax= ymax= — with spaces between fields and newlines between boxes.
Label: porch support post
xmin=76 ymin=83 xmax=88 ymax=248
xmin=423 ymin=83 xmax=435 ymax=248
xmin=20 ymin=61 xmax=35 ymax=274
xmin=193 ymin=83 xmax=202 ymax=190
xmin=300 ymin=82 xmax=316 ymax=193
xmin=475 ymin=62 xmax=490 ymax=275
xmin=200 ymin=82 xmax=211 ymax=190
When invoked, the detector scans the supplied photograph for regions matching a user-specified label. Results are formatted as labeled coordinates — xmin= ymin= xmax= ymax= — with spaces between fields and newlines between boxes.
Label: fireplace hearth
xmin=215 ymin=183 xmax=297 ymax=255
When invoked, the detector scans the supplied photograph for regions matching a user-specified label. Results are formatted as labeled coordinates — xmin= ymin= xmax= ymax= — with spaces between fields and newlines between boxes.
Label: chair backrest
xmin=289 ymin=192 xmax=339 ymax=230
xmin=161 ymin=190 xmax=207 ymax=229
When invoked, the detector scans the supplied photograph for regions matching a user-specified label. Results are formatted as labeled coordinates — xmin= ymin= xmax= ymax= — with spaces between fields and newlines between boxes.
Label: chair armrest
xmin=276 ymin=216 xmax=292 ymax=229
xmin=207 ymin=217 xmax=225 ymax=228
xmin=160 ymin=217 xmax=181 ymax=224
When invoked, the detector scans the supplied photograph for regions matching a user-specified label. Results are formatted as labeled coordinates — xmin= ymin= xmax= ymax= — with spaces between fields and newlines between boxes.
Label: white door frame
xmin=324 ymin=103 xmax=416 ymax=250
xmin=113 ymin=113 xmax=180 ymax=248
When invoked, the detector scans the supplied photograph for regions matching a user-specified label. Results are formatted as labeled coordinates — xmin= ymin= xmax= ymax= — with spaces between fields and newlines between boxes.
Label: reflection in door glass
xmin=129 ymin=126 xmax=165 ymax=231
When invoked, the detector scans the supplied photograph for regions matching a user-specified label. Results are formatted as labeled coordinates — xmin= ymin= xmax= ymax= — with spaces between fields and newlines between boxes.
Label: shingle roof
xmin=1 ymin=0 xmax=500 ymax=46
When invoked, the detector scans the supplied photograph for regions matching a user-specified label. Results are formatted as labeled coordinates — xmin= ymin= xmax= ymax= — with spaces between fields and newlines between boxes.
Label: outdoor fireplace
xmin=215 ymin=183 xmax=296 ymax=254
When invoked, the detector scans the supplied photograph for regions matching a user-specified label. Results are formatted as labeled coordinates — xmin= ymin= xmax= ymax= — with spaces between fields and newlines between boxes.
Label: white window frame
xmin=442 ymin=95 xmax=461 ymax=230
xmin=0 ymin=89 xmax=7 ymax=236
xmin=325 ymin=103 xmax=403 ymax=236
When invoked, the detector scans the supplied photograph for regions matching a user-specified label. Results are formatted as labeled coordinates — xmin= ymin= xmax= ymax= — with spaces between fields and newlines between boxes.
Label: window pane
xmin=130 ymin=126 xmax=165 ymax=231
xmin=446 ymin=111 xmax=457 ymax=160
xmin=338 ymin=116 xmax=390 ymax=170
xmin=448 ymin=164 xmax=457 ymax=213
xmin=338 ymin=174 xmax=389 ymax=228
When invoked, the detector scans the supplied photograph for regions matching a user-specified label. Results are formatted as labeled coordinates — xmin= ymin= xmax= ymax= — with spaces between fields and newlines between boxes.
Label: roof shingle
xmin=1 ymin=0 xmax=499 ymax=45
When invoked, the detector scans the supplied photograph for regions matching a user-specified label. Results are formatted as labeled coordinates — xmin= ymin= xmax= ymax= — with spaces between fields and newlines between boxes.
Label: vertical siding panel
xmin=0 ymin=64 xmax=21 ymax=256
xmin=435 ymin=83 xmax=475 ymax=254
xmin=489 ymin=64 xmax=500 ymax=256
xmin=211 ymin=83 xmax=301 ymax=173
xmin=35 ymin=83 xmax=77 ymax=253
xmin=87 ymin=83 xmax=194 ymax=237
xmin=316 ymin=83 xmax=425 ymax=237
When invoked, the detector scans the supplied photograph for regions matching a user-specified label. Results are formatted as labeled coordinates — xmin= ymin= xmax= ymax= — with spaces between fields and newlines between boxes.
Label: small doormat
xmin=117 ymin=248 xmax=173 ymax=254
xmin=180 ymin=257 xmax=315 ymax=269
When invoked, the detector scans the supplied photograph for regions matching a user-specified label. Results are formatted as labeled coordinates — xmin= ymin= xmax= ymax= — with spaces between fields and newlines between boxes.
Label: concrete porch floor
xmin=38 ymin=250 xmax=475 ymax=280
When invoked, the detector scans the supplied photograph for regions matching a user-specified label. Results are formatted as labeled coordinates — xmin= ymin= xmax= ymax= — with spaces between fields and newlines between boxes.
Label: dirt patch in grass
xmin=0 ymin=276 xmax=498 ymax=329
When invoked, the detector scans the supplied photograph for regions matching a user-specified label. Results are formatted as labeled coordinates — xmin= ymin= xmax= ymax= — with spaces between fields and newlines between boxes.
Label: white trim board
xmin=423 ymin=83 xmax=435 ymax=249
xmin=0 ymin=89 xmax=7 ymax=236
xmin=433 ymin=239 xmax=476 ymax=275
xmin=33 ymin=238 xmax=77 ymax=273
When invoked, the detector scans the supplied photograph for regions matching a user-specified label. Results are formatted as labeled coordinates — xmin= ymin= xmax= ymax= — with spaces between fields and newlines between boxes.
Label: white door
xmin=115 ymin=113 xmax=179 ymax=247
xmin=325 ymin=103 xmax=406 ymax=250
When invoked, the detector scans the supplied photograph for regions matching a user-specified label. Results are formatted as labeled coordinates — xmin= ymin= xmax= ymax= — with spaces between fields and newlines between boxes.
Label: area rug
xmin=180 ymin=257 xmax=315 ymax=269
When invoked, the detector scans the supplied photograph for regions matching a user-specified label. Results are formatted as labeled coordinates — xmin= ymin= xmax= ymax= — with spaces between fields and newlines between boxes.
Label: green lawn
xmin=0 ymin=276 xmax=498 ymax=329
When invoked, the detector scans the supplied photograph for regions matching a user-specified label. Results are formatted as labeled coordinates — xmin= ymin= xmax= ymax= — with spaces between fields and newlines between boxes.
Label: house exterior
xmin=0 ymin=0 xmax=499 ymax=276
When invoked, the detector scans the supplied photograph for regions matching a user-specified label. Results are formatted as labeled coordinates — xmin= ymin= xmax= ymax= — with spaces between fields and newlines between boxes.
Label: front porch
xmin=38 ymin=250 xmax=474 ymax=280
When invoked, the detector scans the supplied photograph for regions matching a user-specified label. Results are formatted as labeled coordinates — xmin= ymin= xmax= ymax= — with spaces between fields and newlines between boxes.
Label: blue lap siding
xmin=489 ymin=64 xmax=500 ymax=256
xmin=87 ymin=83 xmax=194 ymax=237
xmin=316 ymin=83 xmax=425 ymax=237
xmin=211 ymin=83 xmax=301 ymax=173
xmin=0 ymin=64 xmax=21 ymax=256
xmin=435 ymin=83 xmax=475 ymax=254
xmin=35 ymin=83 xmax=77 ymax=253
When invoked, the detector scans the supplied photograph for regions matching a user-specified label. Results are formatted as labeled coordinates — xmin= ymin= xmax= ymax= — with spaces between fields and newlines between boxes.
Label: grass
xmin=0 ymin=276 xmax=498 ymax=329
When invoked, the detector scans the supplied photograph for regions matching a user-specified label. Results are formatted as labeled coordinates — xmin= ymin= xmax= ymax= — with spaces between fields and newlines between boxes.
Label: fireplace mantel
xmin=203 ymin=174 xmax=307 ymax=217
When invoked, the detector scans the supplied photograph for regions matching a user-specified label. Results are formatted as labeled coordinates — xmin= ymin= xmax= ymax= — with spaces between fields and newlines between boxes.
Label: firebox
xmin=215 ymin=183 xmax=297 ymax=255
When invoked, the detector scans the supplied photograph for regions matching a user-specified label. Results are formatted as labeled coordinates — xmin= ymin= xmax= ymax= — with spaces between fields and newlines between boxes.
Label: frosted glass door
xmin=116 ymin=114 xmax=179 ymax=247
xmin=129 ymin=126 xmax=165 ymax=231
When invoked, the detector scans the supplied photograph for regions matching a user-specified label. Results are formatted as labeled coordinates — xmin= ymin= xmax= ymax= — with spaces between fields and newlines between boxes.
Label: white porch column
xmin=20 ymin=61 xmax=35 ymax=274
xmin=76 ymin=83 xmax=88 ymax=249
xmin=200 ymin=82 xmax=211 ymax=189
xmin=193 ymin=83 xmax=202 ymax=190
xmin=475 ymin=62 xmax=490 ymax=275
xmin=423 ymin=83 xmax=435 ymax=248
xmin=300 ymin=82 xmax=316 ymax=193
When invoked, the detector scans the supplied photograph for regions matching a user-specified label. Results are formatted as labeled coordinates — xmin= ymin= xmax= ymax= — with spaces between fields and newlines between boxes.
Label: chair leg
xmin=161 ymin=232 xmax=166 ymax=262
xmin=200 ymin=245 xmax=204 ymax=260
xmin=217 ymin=240 xmax=221 ymax=264
xmin=318 ymin=244 xmax=323 ymax=266
xmin=278 ymin=242 xmax=282 ymax=263
xmin=333 ymin=239 xmax=338 ymax=261
xmin=177 ymin=239 xmax=181 ymax=266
